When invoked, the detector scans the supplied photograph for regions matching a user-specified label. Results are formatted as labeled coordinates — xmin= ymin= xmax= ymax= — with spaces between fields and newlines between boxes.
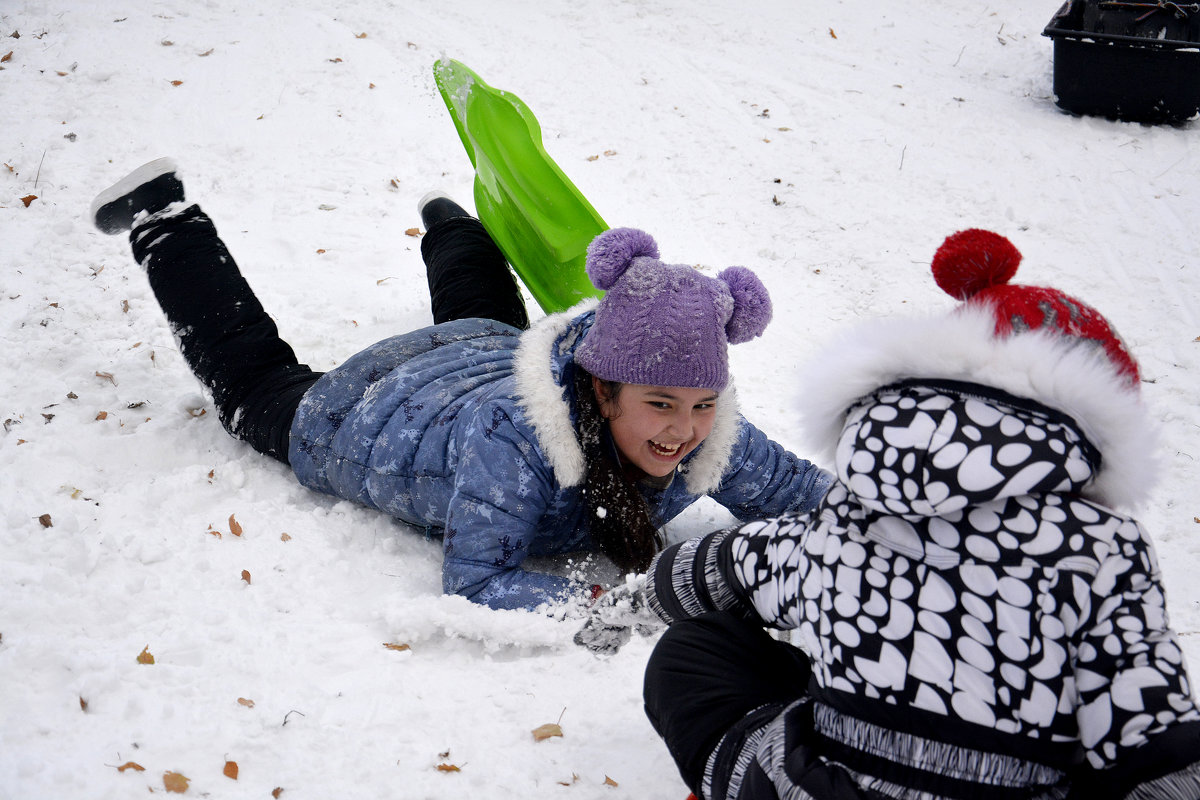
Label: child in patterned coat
xmin=642 ymin=230 xmax=1200 ymax=800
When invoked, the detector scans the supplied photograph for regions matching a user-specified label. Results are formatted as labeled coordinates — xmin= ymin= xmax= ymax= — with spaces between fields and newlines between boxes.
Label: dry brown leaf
xmin=38 ymin=513 xmax=52 ymax=528
xmin=95 ymin=371 xmax=116 ymax=385
xmin=356 ymin=32 xmax=368 ymax=39
xmin=237 ymin=697 xmax=255 ymax=708
xmin=586 ymin=154 xmax=599 ymax=162
xmin=436 ymin=763 xmax=461 ymax=772
xmin=369 ymin=83 xmax=376 ymax=89
xmin=122 ymin=299 xmax=130 ymax=313
xmin=79 ymin=696 xmax=88 ymax=711
xmin=383 ymin=642 xmax=410 ymax=652
xmin=328 ymin=57 xmax=343 ymax=63
xmin=316 ymin=248 xmax=326 ymax=254
xmin=229 ymin=513 xmax=243 ymax=537
xmin=604 ymin=775 xmax=619 ymax=787
xmin=21 ymin=194 xmax=36 ymax=207
xmin=272 ymin=788 xmax=284 ymax=798
xmin=405 ymin=227 xmax=421 ymax=237
xmin=829 ymin=28 xmax=838 ymax=39
xmin=557 ymin=773 xmax=580 ymax=786
xmin=223 ymin=760 xmax=238 ymax=779
xmin=137 ymin=645 xmax=155 ymax=665
xmin=1194 ymin=517 xmax=1199 ymax=523
xmin=280 ymin=532 xmax=292 ymax=542
xmin=163 ymin=771 xmax=190 ymax=792
xmin=1 ymin=51 xmax=12 ymax=62
xmin=199 ymin=48 xmax=214 ymax=57
xmin=170 ymin=80 xmax=183 ymax=86
xmin=532 ymin=723 xmax=563 ymax=742
xmin=161 ymin=39 xmax=174 ymax=46
xmin=241 ymin=569 xmax=251 ymax=584
xmin=95 ymin=411 xmax=108 ymax=421
xmin=116 ymin=761 xmax=145 ymax=773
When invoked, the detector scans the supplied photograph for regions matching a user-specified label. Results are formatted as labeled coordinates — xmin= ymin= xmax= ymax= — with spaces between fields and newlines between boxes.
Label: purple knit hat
xmin=574 ymin=228 xmax=772 ymax=391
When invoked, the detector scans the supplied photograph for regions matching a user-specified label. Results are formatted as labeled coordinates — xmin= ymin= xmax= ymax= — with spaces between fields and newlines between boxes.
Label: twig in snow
xmin=34 ymin=150 xmax=45 ymax=188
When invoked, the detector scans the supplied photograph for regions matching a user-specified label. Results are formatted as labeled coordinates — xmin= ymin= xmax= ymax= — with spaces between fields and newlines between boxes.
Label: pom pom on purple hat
xmin=585 ymin=227 xmax=660 ymax=290
xmin=719 ymin=266 xmax=772 ymax=344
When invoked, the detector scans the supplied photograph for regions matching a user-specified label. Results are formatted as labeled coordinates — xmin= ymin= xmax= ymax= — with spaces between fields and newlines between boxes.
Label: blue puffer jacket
xmin=289 ymin=301 xmax=832 ymax=610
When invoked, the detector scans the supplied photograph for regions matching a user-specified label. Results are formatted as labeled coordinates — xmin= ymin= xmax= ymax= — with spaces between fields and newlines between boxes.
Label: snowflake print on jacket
xmin=643 ymin=230 xmax=1200 ymax=800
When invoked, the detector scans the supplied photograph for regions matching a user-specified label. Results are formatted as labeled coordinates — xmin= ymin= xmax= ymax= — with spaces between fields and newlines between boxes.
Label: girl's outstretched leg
xmin=93 ymin=160 xmax=319 ymax=463
xmin=418 ymin=192 xmax=529 ymax=330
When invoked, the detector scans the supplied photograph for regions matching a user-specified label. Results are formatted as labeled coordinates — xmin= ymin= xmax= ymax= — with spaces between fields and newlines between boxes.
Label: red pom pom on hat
xmin=931 ymin=229 xmax=1022 ymax=300
xmin=928 ymin=227 xmax=1141 ymax=388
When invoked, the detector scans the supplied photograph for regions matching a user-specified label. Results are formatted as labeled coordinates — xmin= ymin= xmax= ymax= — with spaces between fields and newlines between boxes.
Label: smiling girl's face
xmin=592 ymin=378 xmax=719 ymax=478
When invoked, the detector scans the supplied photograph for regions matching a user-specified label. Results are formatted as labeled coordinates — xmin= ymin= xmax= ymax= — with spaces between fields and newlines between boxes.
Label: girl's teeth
xmin=651 ymin=441 xmax=681 ymax=455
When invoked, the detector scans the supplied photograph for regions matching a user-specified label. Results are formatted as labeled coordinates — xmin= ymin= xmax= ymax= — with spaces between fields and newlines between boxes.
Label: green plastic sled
xmin=433 ymin=59 xmax=607 ymax=314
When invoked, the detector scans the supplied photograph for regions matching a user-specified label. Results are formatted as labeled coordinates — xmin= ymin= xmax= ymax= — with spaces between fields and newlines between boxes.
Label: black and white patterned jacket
xmin=647 ymin=309 xmax=1200 ymax=800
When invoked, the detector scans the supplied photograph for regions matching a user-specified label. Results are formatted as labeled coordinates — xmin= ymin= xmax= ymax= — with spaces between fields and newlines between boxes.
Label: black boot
xmin=91 ymin=157 xmax=185 ymax=235
xmin=417 ymin=190 xmax=471 ymax=231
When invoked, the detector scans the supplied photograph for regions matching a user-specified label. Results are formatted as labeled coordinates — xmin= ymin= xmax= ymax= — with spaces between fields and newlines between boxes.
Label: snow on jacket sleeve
xmin=1069 ymin=517 xmax=1200 ymax=799
xmin=704 ymin=417 xmax=832 ymax=520
xmin=441 ymin=399 xmax=575 ymax=611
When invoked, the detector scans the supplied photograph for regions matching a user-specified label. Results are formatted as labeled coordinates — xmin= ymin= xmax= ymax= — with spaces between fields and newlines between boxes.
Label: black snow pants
xmin=131 ymin=204 xmax=527 ymax=464
xmin=643 ymin=611 xmax=812 ymax=799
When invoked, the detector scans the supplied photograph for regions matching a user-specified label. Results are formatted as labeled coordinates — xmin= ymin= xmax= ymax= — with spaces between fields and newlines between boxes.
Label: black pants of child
xmin=643 ymin=611 xmax=812 ymax=799
xmin=131 ymin=204 xmax=527 ymax=464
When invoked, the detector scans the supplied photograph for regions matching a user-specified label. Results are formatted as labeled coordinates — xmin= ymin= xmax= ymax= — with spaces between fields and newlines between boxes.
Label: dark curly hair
xmin=572 ymin=367 xmax=662 ymax=573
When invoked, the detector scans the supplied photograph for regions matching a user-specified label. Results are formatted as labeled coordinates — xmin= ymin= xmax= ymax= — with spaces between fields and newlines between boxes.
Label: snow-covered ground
xmin=2 ymin=1 xmax=1198 ymax=798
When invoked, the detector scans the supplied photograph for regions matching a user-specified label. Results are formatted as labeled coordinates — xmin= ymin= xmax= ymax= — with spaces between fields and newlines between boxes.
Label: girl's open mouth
xmin=649 ymin=440 xmax=683 ymax=457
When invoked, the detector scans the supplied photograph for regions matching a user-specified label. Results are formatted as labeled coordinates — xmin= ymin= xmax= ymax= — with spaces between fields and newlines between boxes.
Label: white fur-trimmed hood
xmin=798 ymin=307 xmax=1160 ymax=510
xmin=512 ymin=299 xmax=740 ymax=493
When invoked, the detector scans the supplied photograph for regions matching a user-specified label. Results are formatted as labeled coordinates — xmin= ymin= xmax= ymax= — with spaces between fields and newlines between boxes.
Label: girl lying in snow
xmin=90 ymin=158 xmax=831 ymax=611
xmin=642 ymin=230 xmax=1200 ymax=799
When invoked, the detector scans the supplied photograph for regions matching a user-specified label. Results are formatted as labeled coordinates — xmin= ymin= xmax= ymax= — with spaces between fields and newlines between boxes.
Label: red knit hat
xmin=931 ymin=229 xmax=1140 ymax=388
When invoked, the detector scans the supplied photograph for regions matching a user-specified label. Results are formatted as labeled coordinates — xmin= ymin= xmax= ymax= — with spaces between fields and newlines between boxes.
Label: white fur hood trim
xmin=513 ymin=299 xmax=598 ymax=488
xmin=512 ymin=298 xmax=741 ymax=492
xmin=798 ymin=307 xmax=1160 ymax=510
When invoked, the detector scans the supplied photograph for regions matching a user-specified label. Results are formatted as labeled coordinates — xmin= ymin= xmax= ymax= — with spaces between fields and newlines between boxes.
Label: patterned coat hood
xmin=797 ymin=306 xmax=1160 ymax=510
